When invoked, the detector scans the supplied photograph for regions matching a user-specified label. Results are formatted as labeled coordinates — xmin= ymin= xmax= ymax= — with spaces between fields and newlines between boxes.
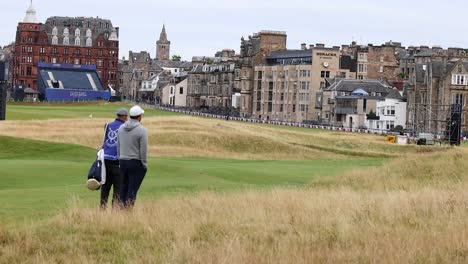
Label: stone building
xmin=12 ymin=2 xmax=119 ymax=91
xmin=349 ymin=41 xmax=403 ymax=82
xmin=252 ymin=44 xmax=341 ymax=122
xmin=187 ymin=56 xmax=238 ymax=109
xmin=237 ymin=31 xmax=288 ymax=118
xmin=156 ymin=25 xmax=170 ymax=61
xmin=317 ymin=79 xmax=397 ymax=128
xmin=407 ymin=58 xmax=468 ymax=135
xmin=118 ymin=51 xmax=151 ymax=99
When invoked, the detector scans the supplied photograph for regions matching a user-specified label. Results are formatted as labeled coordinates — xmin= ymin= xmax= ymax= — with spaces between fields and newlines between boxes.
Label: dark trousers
xmin=100 ymin=160 xmax=121 ymax=209
xmin=119 ymin=159 xmax=147 ymax=208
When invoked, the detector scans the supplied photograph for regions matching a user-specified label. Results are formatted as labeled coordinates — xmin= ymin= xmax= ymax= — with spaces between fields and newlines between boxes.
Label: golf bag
xmin=86 ymin=124 xmax=108 ymax=190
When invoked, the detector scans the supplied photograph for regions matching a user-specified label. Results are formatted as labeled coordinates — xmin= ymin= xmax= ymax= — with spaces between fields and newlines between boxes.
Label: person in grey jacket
xmin=117 ymin=105 xmax=148 ymax=208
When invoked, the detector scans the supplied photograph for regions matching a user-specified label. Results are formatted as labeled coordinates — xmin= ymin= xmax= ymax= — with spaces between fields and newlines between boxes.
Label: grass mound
xmin=0 ymin=114 xmax=445 ymax=160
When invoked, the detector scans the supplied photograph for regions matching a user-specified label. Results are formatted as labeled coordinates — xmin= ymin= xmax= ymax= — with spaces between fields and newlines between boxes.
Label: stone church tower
xmin=156 ymin=25 xmax=170 ymax=61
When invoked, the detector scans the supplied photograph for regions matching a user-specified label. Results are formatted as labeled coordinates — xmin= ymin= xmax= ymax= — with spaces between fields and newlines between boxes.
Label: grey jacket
xmin=117 ymin=119 xmax=148 ymax=168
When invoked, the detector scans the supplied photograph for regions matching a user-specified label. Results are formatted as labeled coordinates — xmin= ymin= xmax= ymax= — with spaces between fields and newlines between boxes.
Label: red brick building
xmin=11 ymin=2 xmax=119 ymax=91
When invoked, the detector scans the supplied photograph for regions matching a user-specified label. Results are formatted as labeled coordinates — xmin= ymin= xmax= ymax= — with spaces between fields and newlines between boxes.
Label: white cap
xmin=129 ymin=105 xmax=145 ymax=117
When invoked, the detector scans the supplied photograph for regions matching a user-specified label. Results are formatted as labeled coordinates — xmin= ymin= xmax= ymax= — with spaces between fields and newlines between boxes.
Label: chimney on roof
xmin=309 ymin=44 xmax=314 ymax=49
xmin=333 ymin=46 xmax=340 ymax=50
xmin=301 ymin=43 xmax=307 ymax=50
xmin=316 ymin=43 xmax=325 ymax=48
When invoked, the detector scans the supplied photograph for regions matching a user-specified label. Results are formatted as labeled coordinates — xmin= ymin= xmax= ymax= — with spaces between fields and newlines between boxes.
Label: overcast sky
xmin=1 ymin=0 xmax=467 ymax=61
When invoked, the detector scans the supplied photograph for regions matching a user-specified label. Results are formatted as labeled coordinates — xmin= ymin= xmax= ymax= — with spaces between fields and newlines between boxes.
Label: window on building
xmin=452 ymin=74 xmax=468 ymax=85
xmin=358 ymin=63 xmax=368 ymax=73
xmin=380 ymin=56 xmax=384 ymax=62
xmin=75 ymin=38 xmax=80 ymax=46
xmin=63 ymin=28 xmax=69 ymax=36
xmin=97 ymin=60 xmax=103 ymax=67
xmin=63 ymin=37 xmax=69 ymax=45
xmin=52 ymin=58 xmax=57 ymax=63
xmin=98 ymin=50 xmax=103 ymax=56
xmin=86 ymin=50 xmax=91 ymax=56
xmin=258 ymin=71 xmax=263 ymax=79
xmin=87 ymin=21 xmax=91 ymax=28
xmin=85 ymin=60 xmax=91 ymax=65
xmin=280 ymin=93 xmax=284 ymax=101
xmin=358 ymin=53 xmax=368 ymax=61
xmin=74 ymin=49 xmax=80 ymax=55
xmin=75 ymin=29 xmax=80 ymax=37
xmin=268 ymin=103 xmax=273 ymax=112
xmin=63 ymin=58 xmax=68 ymax=64
xmin=453 ymin=93 xmax=464 ymax=105
xmin=39 ymin=47 xmax=45 ymax=54
xmin=256 ymin=102 xmax=261 ymax=111
xmin=320 ymin=71 xmax=330 ymax=78
xmin=293 ymin=104 xmax=296 ymax=113
xmin=27 ymin=46 xmax=33 ymax=53
xmin=179 ymin=87 xmax=184 ymax=94
xmin=64 ymin=48 xmax=68 ymax=55
xmin=26 ymin=67 xmax=32 ymax=76
xmin=52 ymin=36 xmax=58 ymax=45
xmin=379 ymin=66 xmax=384 ymax=73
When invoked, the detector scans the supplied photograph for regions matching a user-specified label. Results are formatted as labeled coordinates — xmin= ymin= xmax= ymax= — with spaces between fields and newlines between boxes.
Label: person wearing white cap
xmin=117 ymin=105 xmax=148 ymax=208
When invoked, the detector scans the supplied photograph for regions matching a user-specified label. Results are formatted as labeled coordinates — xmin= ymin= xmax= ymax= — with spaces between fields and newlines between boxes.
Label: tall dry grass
xmin=1 ymin=148 xmax=467 ymax=263
xmin=0 ymin=116 xmax=443 ymax=160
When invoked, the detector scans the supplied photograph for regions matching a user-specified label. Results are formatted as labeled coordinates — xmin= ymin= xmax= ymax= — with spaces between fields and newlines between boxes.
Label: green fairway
xmin=5 ymin=102 xmax=178 ymax=120
xmin=0 ymin=136 xmax=382 ymax=225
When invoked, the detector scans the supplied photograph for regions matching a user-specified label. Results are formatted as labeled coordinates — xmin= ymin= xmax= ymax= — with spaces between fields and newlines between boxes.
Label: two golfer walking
xmin=100 ymin=105 xmax=148 ymax=209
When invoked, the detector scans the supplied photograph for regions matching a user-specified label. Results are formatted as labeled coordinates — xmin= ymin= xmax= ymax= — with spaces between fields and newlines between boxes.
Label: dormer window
xmin=452 ymin=74 xmax=468 ymax=85
xmin=52 ymin=27 xmax=58 ymax=36
xmin=86 ymin=29 xmax=92 ymax=38
xmin=86 ymin=38 xmax=92 ymax=47
xmin=63 ymin=28 xmax=69 ymax=36
xmin=75 ymin=37 xmax=81 ymax=46
xmin=52 ymin=36 xmax=58 ymax=45
xmin=63 ymin=36 xmax=69 ymax=45
xmin=75 ymin=29 xmax=80 ymax=37
xmin=87 ymin=21 xmax=91 ymax=28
